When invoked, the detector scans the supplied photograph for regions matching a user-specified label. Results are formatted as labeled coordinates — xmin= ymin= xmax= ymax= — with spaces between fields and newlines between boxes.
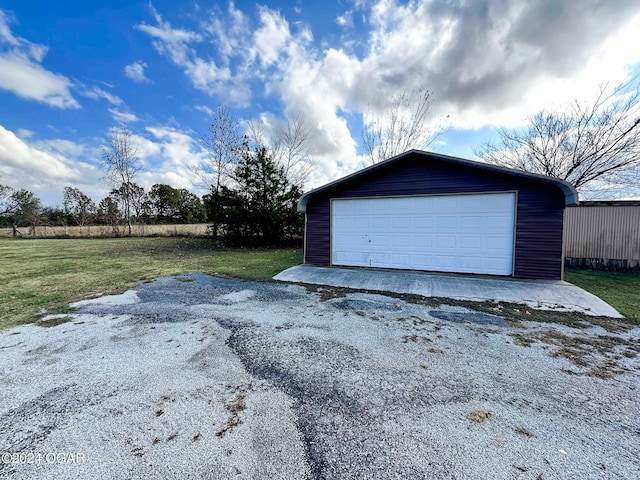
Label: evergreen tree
xmin=218 ymin=146 xmax=303 ymax=245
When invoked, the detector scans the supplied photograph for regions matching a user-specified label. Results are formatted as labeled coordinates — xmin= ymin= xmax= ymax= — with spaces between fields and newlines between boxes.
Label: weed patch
xmin=402 ymin=334 xmax=432 ymax=343
xmin=467 ymin=409 xmax=493 ymax=424
xmin=35 ymin=315 xmax=74 ymax=328
xmin=216 ymin=393 xmax=247 ymax=438
xmin=514 ymin=425 xmax=535 ymax=437
xmin=588 ymin=360 xmax=627 ymax=379
xmin=509 ymin=327 xmax=639 ymax=377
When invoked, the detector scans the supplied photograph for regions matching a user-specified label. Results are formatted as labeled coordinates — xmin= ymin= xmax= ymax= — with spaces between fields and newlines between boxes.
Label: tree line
xmin=0 ymin=182 xmax=208 ymax=234
xmin=1 ymin=108 xmax=308 ymax=245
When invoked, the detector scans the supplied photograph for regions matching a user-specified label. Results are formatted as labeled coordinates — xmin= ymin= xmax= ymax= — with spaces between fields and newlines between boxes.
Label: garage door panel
xmin=392 ymin=217 xmax=411 ymax=229
xmin=391 ymin=253 xmax=411 ymax=266
xmin=410 ymin=255 xmax=432 ymax=269
xmin=353 ymin=217 xmax=369 ymax=229
xmin=332 ymin=193 xmax=515 ymax=275
xmin=434 ymin=235 xmax=456 ymax=248
xmin=459 ymin=236 xmax=482 ymax=249
xmin=369 ymin=253 xmax=389 ymax=264
xmin=413 ymin=197 xmax=434 ymax=212
xmin=483 ymin=235 xmax=513 ymax=251
xmin=332 ymin=201 xmax=351 ymax=214
xmin=484 ymin=215 xmax=512 ymax=230
xmin=412 ymin=235 xmax=433 ymax=248
xmin=371 ymin=198 xmax=390 ymax=211
xmin=459 ymin=256 xmax=482 ymax=270
xmin=333 ymin=217 xmax=352 ymax=230
xmin=486 ymin=195 xmax=513 ymax=210
xmin=436 ymin=216 xmax=457 ymax=228
xmin=413 ymin=217 xmax=433 ymax=229
xmin=482 ymin=257 xmax=512 ymax=273
xmin=391 ymin=236 xmax=411 ymax=247
xmin=333 ymin=250 xmax=364 ymax=264
xmin=432 ymin=196 xmax=455 ymax=209
xmin=370 ymin=217 xmax=388 ymax=229
xmin=435 ymin=255 xmax=456 ymax=268
xmin=370 ymin=235 xmax=390 ymax=247
xmin=460 ymin=216 xmax=482 ymax=229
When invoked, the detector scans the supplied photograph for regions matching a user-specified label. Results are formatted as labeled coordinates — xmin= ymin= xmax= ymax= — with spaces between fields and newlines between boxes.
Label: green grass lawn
xmin=1 ymin=237 xmax=638 ymax=330
xmin=0 ymin=237 xmax=302 ymax=329
xmin=565 ymin=269 xmax=640 ymax=319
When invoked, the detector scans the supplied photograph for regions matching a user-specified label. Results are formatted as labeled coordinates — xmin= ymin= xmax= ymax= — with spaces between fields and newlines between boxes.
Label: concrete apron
xmin=274 ymin=265 xmax=623 ymax=318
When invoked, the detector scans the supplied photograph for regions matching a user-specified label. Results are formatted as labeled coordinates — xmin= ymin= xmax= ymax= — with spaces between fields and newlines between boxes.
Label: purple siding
xmin=304 ymin=154 xmax=566 ymax=279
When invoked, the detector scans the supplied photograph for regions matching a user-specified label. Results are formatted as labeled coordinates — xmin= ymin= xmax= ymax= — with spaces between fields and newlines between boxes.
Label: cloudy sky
xmin=1 ymin=0 xmax=639 ymax=206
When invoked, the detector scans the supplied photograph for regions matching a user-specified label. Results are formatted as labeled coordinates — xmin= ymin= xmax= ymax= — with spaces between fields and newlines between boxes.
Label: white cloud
xmin=204 ymin=2 xmax=249 ymax=58
xmin=1 ymin=120 xmax=211 ymax=205
xmin=0 ymin=10 xmax=19 ymax=45
xmin=109 ymin=108 xmax=139 ymax=124
xmin=144 ymin=126 xmax=204 ymax=169
xmin=32 ymin=138 xmax=88 ymax=158
xmin=16 ymin=128 xmax=34 ymax=139
xmin=251 ymin=7 xmax=291 ymax=67
xmin=136 ymin=5 xmax=251 ymax=103
xmin=194 ymin=105 xmax=214 ymax=117
xmin=0 ymin=11 xmax=79 ymax=109
xmin=81 ymin=85 xmax=123 ymax=106
xmin=0 ymin=124 xmax=104 ymax=204
xmin=336 ymin=9 xmax=354 ymax=28
xmin=134 ymin=1 xmax=640 ymax=192
xmin=127 ymin=126 xmax=207 ymax=193
xmin=347 ymin=0 xmax=640 ymax=130
xmin=124 ymin=61 xmax=151 ymax=83
xmin=136 ymin=4 xmax=203 ymax=65
xmin=267 ymin=0 xmax=640 ymax=184
xmin=0 ymin=52 xmax=79 ymax=109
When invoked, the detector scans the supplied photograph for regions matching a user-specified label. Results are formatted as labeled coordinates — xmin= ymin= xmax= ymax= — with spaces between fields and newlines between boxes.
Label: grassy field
xmin=1 ymin=237 xmax=638 ymax=330
xmin=564 ymin=269 xmax=640 ymax=319
xmin=0 ymin=237 xmax=302 ymax=330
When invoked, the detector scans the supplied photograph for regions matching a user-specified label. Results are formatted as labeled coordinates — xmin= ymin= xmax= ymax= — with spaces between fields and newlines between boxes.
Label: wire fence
xmin=0 ymin=223 xmax=211 ymax=238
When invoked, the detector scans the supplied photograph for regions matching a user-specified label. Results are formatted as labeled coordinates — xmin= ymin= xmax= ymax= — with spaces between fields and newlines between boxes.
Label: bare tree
xmin=271 ymin=113 xmax=316 ymax=187
xmin=246 ymin=113 xmax=316 ymax=187
xmin=362 ymin=89 xmax=443 ymax=164
xmin=196 ymin=106 xmax=244 ymax=238
xmin=0 ymin=184 xmax=13 ymax=214
xmin=63 ymin=186 xmax=96 ymax=227
xmin=101 ymin=128 xmax=141 ymax=235
xmin=475 ymin=80 xmax=640 ymax=196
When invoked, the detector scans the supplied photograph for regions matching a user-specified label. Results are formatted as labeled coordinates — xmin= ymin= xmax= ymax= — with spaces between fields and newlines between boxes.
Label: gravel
xmin=0 ymin=273 xmax=639 ymax=479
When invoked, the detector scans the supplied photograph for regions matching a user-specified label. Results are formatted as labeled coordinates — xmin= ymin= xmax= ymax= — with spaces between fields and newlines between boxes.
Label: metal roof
xmin=298 ymin=149 xmax=579 ymax=211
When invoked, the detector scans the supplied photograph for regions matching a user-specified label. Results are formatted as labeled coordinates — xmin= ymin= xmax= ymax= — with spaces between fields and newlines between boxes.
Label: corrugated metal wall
xmin=564 ymin=206 xmax=640 ymax=260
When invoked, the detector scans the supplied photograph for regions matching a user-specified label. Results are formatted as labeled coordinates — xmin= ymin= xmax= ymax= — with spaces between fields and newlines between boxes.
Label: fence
xmin=0 ymin=223 xmax=211 ymax=238
xmin=564 ymin=205 xmax=640 ymax=269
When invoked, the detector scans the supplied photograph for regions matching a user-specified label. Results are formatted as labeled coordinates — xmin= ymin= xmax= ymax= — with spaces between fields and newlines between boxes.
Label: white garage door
xmin=331 ymin=193 xmax=516 ymax=275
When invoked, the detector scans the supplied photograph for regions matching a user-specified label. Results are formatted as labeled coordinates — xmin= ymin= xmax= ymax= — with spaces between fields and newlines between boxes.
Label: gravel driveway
xmin=1 ymin=274 xmax=638 ymax=479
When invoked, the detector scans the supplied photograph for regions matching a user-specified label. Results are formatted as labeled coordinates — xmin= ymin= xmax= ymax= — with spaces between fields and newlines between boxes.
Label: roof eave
xmin=298 ymin=150 xmax=579 ymax=211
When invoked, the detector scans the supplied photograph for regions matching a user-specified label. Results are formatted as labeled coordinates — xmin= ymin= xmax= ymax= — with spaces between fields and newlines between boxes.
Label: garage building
xmin=298 ymin=150 xmax=578 ymax=280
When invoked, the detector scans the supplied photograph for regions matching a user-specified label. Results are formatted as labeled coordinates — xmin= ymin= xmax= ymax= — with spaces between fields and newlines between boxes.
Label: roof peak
xmin=298 ymin=149 xmax=579 ymax=211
